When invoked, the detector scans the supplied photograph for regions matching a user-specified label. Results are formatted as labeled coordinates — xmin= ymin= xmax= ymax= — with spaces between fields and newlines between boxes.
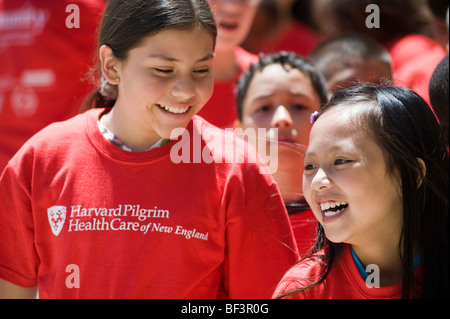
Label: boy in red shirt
xmin=234 ymin=52 xmax=328 ymax=256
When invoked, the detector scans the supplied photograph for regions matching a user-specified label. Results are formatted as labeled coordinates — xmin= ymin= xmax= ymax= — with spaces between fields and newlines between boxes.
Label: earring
xmin=115 ymin=77 xmax=119 ymax=82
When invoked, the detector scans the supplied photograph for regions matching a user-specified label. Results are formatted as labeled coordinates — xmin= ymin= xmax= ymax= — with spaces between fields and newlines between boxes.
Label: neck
xmin=100 ymin=106 xmax=160 ymax=152
xmin=351 ymin=241 xmax=403 ymax=286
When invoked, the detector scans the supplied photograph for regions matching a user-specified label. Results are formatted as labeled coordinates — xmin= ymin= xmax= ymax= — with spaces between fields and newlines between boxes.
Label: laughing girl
xmin=273 ymin=85 xmax=449 ymax=299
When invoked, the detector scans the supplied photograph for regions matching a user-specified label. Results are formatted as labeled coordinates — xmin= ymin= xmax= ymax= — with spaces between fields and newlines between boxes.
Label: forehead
xmin=307 ymin=105 xmax=375 ymax=154
xmin=128 ymin=26 xmax=215 ymax=60
xmin=252 ymin=64 xmax=310 ymax=84
xmin=326 ymin=59 xmax=392 ymax=86
xmin=246 ymin=64 xmax=318 ymax=98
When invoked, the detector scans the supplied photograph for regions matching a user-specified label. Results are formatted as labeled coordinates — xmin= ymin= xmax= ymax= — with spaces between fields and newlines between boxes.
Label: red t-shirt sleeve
xmin=0 ymin=151 xmax=39 ymax=288
xmin=223 ymin=181 xmax=299 ymax=298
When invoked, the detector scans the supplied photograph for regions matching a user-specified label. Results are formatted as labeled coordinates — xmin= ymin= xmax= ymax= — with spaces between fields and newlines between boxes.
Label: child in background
xmin=309 ymin=34 xmax=392 ymax=99
xmin=310 ymin=0 xmax=446 ymax=106
xmin=0 ymin=0 xmax=298 ymax=299
xmin=235 ymin=51 xmax=328 ymax=255
xmin=0 ymin=0 xmax=106 ymax=173
xmin=242 ymin=0 xmax=319 ymax=56
xmin=274 ymin=85 xmax=449 ymax=299
xmin=197 ymin=0 xmax=260 ymax=128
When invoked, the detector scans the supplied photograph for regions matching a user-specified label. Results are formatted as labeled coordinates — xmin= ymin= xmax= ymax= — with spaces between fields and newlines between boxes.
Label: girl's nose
xmin=311 ymin=168 xmax=332 ymax=191
xmin=171 ymin=75 xmax=195 ymax=100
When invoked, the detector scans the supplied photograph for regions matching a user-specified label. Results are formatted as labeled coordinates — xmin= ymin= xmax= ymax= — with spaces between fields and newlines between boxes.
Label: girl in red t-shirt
xmin=0 ymin=0 xmax=298 ymax=299
xmin=274 ymin=84 xmax=449 ymax=299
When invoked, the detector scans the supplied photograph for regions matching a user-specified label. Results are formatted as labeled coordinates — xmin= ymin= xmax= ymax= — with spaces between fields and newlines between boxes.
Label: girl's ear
xmin=99 ymin=45 xmax=121 ymax=85
xmin=416 ymin=158 xmax=426 ymax=188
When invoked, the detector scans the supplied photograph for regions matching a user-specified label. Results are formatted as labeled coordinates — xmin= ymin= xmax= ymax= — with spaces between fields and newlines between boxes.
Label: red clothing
xmin=0 ymin=0 xmax=105 ymax=172
xmin=288 ymin=208 xmax=317 ymax=257
xmin=0 ymin=108 xmax=298 ymax=298
xmin=385 ymin=34 xmax=446 ymax=106
xmin=197 ymin=47 xmax=258 ymax=128
xmin=273 ymin=244 xmax=423 ymax=299
xmin=255 ymin=21 xmax=320 ymax=57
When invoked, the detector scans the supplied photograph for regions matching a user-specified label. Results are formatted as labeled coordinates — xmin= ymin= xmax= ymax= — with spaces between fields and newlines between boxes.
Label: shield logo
xmin=47 ymin=206 xmax=67 ymax=236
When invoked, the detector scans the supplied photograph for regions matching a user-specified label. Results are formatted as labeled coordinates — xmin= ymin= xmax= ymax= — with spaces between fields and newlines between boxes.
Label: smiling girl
xmin=273 ymin=84 xmax=449 ymax=299
xmin=0 ymin=0 xmax=297 ymax=298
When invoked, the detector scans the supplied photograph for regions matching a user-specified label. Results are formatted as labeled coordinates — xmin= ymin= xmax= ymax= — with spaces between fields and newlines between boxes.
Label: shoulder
xmin=27 ymin=109 xmax=97 ymax=146
xmin=387 ymin=34 xmax=445 ymax=67
xmin=191 ymin=115 xmax=270 ymax=172
xmin=273 ymin=251 xmax=328 ymax=299
xmin=7 ymin=109 xmax=100 ymax=166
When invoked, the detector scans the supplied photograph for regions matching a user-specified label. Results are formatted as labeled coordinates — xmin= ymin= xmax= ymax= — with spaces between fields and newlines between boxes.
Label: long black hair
xmin=278 ymin=84 xmax=449 ymax=299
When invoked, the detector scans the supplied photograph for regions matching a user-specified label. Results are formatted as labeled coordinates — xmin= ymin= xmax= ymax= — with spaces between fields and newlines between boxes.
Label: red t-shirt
xmin=255 ymin=21 xmax=320 ymax=57
xmin=0 ymin=0 xmax=105 ymax=172
xmin=288 ymin=208 xmax=317 ymax=257
xmin=0 ymin=108 xmax=298 ymax=298
xmin=385 ymin=34 xmax=446 ymax=106
xmin=197 ymin=47 xmax=258 ymax=128
xmin=273 ymin=244 xmax=423 ymax=299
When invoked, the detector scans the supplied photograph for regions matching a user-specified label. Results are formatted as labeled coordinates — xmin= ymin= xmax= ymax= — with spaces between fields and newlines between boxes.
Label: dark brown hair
xmin=81 ymin=0 xmax=217 ymax=111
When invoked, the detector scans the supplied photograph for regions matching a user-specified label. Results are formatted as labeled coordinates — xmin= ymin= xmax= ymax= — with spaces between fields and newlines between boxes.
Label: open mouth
xmin=320 ymin=201 xmax=349 ymax=218
xmin=219 ymin=21 xmax=238 ymax=31
xmin=157 ymin=104 xmax=190 ymax=114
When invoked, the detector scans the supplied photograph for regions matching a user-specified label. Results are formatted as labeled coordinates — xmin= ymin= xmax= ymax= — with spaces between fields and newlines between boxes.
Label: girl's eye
xmin=334 ymin=158 xmax=350 ymax=165
xmin=194 ymin=68 xmax=210 ymax=74
xmin=154 ymin=68 xmax=173 ymax=74
xmin=304 ymin=163 xmax=317 ymax=171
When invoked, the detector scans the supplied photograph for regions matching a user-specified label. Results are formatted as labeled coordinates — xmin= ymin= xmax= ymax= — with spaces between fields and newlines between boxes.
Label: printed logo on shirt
xmin=0 ymin=3 xmax=50 ymax=50
xmin=47 ymin=205 xmax=67 ymax=236
xmin=46 ymin=204 xmax=209 ymax=241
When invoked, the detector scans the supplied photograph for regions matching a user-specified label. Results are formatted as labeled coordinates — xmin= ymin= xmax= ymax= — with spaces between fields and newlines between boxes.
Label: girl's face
xmin=113 ymin=26 xmax=215 ymax=143
xmin=207 ymin=0 xmax=260 ymax=52
xmin=239 ymin=63 xmax=321 ymax=166
xmin=303 ymin=106 xmax=403 ymax=247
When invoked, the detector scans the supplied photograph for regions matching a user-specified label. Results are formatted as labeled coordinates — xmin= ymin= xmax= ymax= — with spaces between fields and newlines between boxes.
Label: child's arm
xmin=223 ymin=179 xmax=299 ymax=298
xmin=0 ymin=279 xmax=37 ymax=299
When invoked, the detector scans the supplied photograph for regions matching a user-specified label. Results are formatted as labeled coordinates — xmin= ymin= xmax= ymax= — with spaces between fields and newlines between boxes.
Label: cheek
xmin=302 ymin=175 xmax=313 ymax=201
xmin=199 ymin=77 xmax=214 ymax=103
xmin=244 ymin=113 xmax=272 ymax=130
xmin=121 ymin=73 xmax=162 ymax=101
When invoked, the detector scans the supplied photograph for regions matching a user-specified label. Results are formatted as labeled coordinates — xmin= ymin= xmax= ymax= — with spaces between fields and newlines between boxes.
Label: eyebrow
xmin=305 ymin=143 xmax=358 ymax=159
xmin=252 ymin=92 xmax=312 ymax=102
xmin=147 ymin=53 xmax=214 ymax=63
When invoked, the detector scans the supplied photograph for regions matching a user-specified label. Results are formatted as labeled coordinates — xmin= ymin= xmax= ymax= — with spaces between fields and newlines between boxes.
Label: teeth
xmin=320 ymin=201 xmax=348 ymax=217
xmin=159 ymin=104 xmax=189 ymax=114
xmin=324 ymin=209 xmax=345 ymax=217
